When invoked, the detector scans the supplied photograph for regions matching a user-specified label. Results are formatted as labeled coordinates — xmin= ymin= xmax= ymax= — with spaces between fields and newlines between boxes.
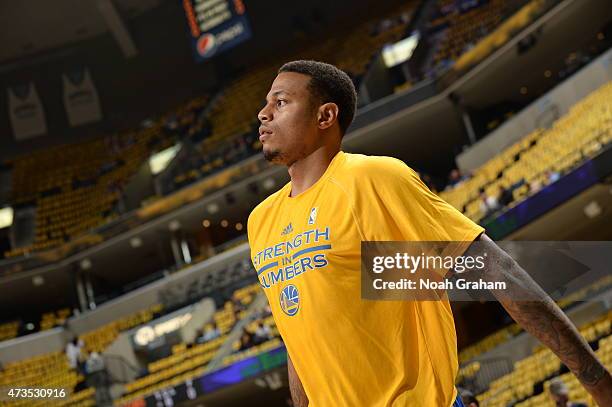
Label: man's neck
xmin=287 ymin=146 xmax=340 ymax=197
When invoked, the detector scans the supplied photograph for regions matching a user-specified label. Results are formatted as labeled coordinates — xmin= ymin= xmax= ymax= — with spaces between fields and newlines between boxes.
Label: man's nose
xmin=258 ymin=105 xmax=271 ymax=123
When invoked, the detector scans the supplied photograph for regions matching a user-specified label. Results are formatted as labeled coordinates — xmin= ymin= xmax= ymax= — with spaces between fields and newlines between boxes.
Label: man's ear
xmin=317 ymin=102 xmax=339 ymax=130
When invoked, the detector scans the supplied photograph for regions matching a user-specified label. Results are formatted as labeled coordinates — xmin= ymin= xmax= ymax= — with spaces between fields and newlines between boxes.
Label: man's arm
xmin=461 ymin=234 xmax=612 ymax=405
xmin=288 ymin=354 xmax=308 ymax=407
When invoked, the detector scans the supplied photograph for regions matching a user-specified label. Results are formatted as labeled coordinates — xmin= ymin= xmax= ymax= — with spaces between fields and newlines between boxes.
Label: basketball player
xmin=247 ymin=61 xmax=612 ymax=406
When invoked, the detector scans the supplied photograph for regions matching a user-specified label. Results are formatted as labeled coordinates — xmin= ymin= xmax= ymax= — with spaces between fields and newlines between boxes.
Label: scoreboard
xmin=182 ymin=0 xmax=252 ymax=62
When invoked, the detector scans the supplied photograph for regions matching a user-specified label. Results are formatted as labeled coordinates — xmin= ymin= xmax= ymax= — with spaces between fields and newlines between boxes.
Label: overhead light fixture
xmin=0 ymin=207 xmax=13 ymax=229
xmin=203 ymin=219 xmax=211 ymax=228
xmin=130 ymin=237 xmax=143 ymax=248
xmin=80 ymin=258 xmax=92 ymax=270
xmin=168 ymin=220 xmax=181 ymax=231
xmin=236 ymin=223 xmax=243 ymax=231
xmin=32 ymin=275 xmax=44 ymax=286
xmin=263 ymin=178 xmax=275 ymax=190
xmin=583 ymin=201 xmax=601 ymax=218
xmin=207 ymin=203 xmax=219 ymax=214
xmin=220 ymin=220 xmax=228 ymax=228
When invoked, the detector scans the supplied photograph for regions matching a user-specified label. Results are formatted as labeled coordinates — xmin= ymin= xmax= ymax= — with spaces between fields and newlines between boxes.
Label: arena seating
xmin=40 ymin=308 xmax=72 ymax=331
xmin=475 ymin=311 xmax=612 ymax=406
xmin=116 ymin=282 xmax=277 ymax=405
xmin=0 ymin=303 xmax=182 ymax=405
xmin=3 ymin=0 xmax=414 ymax=259
xmin=3 ymin=96 xmax=209 ymax=259
xmin=458 ymin=276 xmax=612 ymax=367
xmin=0 ymin=320 xmax=19 ymax=341
xmin=456 ymin=274 xmax=612 ymax=388
xmin=0 ymin=308 xmax=72 ymax=342
xmin=222 ymin=315 xmax=280 ymax=365
xmin=0 ymin=267 xmax=262 ymax=406
xmin=79 ymin=303 xmax=163 ymax=354
xmin=172 ymin=1 xmax=418 ymax=188
xmin=458 ymin=323 xmax=523 ymax=365
xmin=452 ymin=0 xmax=549 ymax=72
xmin=424 ymin=0 xmax=533 ymax=74
xmin=215 ymin=1 xmax=416 ymax=144
xmin=0 ymin=304 xmax=165 ymax=405
xmin=0 ymin=252 xmax=253 ymax=344
xmin=0 ymin=351 xmax=95 ymax=406
xmin=440 ymin=81 xmax=612 ymax=221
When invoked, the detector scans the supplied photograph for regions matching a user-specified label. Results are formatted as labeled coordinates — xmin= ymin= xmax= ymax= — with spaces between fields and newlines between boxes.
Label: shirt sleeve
xmin=352 ymin=156 xmax=485 ymax=246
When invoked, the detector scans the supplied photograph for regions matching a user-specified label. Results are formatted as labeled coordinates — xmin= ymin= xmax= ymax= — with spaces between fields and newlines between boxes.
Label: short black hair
xmin=278 ymin=60 xmax=357 ymax=136
xmin=461 ymin=391 xmax=479 ymax=407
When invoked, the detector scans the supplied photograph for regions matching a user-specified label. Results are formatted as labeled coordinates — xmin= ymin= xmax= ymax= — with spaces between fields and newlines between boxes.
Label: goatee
xmin=263 ymin=149 xmax=283 ymax=162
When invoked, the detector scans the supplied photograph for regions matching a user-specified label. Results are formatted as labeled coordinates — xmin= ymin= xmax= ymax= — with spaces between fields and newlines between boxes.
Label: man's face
xmin=257 ymin=72 xmax=320 ymax=166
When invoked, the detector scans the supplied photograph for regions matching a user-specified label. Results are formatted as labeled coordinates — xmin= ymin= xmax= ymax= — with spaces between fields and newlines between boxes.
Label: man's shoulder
xmin=335 ymin=152 xmax=412 ymax=183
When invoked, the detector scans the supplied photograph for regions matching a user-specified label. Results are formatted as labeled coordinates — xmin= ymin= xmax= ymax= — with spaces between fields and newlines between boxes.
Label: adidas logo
xmin=281 ymin=222 xmax=293 ymax=236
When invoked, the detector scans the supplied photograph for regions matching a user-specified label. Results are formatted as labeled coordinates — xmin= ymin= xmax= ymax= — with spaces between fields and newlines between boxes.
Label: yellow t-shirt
xmin=247 ymin=151 xmax=484 ymax=407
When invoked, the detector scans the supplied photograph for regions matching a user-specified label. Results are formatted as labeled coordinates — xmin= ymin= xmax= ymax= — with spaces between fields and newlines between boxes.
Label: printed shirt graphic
xmin=247 ymin=151 xmax=484 ymax=407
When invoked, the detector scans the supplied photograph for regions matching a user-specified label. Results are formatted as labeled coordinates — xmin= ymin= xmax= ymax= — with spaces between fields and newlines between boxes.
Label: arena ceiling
xmin=0 ymin=0 xmax=407 ymax=67
xmin=0 ymin=0 xmax=163 ymax=64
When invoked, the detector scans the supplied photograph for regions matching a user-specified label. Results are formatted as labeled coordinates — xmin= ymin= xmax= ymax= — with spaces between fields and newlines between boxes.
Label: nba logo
xmin=308 ymin=207 xmax=318 ymax=225
xmin=280 ymin=284 xmax=300 ymax=316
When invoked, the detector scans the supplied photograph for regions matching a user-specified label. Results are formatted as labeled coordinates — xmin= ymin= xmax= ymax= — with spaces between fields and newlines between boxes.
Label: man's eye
xmin=276 ymin=100 xmax=286 ymax=107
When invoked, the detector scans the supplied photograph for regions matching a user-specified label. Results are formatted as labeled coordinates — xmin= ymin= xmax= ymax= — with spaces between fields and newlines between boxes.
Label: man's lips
xmin=259 ymin=128 xmax=273 ymax=142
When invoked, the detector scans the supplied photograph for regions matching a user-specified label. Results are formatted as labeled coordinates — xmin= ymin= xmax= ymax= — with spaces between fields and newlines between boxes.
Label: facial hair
xmin=263 ymin=148 xmax=283 ymax=163
xmin=263 ymin=149 xmax=286 ymax=164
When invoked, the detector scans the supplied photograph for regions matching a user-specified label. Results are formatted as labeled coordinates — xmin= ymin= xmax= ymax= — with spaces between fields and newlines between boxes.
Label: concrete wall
xmin=0 ymin=327 xmax=68 ymax=365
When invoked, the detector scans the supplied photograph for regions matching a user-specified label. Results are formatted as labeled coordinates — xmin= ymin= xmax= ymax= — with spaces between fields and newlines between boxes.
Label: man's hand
xmin=288 ymin=354 xmax=308 ymax=407
xmin=461 ymin=234 xmax=612 ymax=406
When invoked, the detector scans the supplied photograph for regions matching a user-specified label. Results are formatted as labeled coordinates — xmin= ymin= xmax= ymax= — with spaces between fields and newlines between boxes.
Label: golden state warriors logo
xmin=280 ymin=284 xmax=300 ymax=316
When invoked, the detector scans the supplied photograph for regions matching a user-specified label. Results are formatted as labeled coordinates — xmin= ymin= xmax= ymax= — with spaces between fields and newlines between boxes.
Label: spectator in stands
xmin=549 ymin=378 xmax=588 ymax=407
xmin=529 ymin=178 xmax=543 ymax=194
xmin=262 ymin=304 xmax=272 ymax=317
xmin=202 ymin=322 xmax=221 ymax=342
xmin=420 ymin=173 xmax=439 ymax=193
xmin=253 ymin=321 xmax=272 ymax=345
xmin=233 ymin=298 xmax=246 ymax=313
xmin=65 ymin=337 xmax=84 ymax=371
xmin=192 ymin=328 xmax=204 ymax=345
xmin=448 ymin=168 xmax=470 ymax=188
xmin=460 ymin=389 xmax=479 ymax=407
xmin=85 ymin=351 xmax=104 ymax=375
xmin=546 ymin=169 xmax=561 ymax=184
xmin=479 ymin=188 xmax=499 ymax=219
xmin=498 ymin=185 xmax=514 ymax=208
xmin=238 ymin=327 xmax=254 ymax=351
